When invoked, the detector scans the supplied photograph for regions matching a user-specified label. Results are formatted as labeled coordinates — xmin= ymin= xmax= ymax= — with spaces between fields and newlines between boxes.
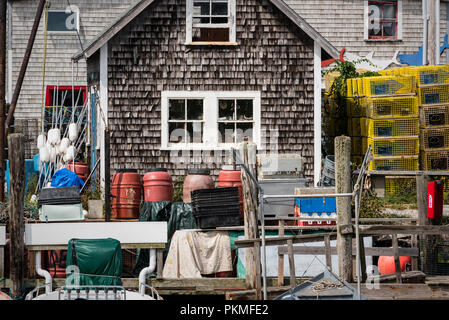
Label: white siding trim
xmin=99 ymin=44 xmax=108 ymax=195
xmin=161 ymin=91 xmax=261 ymax=150
xmin=314 ymin=41 xmax=322 ymax=187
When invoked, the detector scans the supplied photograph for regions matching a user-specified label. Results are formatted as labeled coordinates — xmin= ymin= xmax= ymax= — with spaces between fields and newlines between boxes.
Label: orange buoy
xmin=143 ymin=168 xmax=173 ymax=202
xmin=183 ymin=169 xmax=214 ymax=203
xmin=111 ymin=169 xmax=142 ymax=219
xmin=66 ymin=162 xmax=89 ymax=182
xmin=218 ymin=166 xmax=243 ymax=219
xmin=378 ymin=253 xmax=412 ymax=275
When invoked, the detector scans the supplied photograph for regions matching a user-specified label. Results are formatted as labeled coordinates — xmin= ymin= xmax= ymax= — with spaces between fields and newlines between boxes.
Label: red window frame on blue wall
xmin=368 ymin=0 xmax=398 ymax=40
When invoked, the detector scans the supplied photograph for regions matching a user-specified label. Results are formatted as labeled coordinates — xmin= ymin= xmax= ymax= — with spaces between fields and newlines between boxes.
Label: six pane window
xmin=368 ymin=0 xmax=398 ymax=39
xmin=218 ymin=99 xmax=254 ymax=144
xmin=168 ymin=99 xmax=204 ymax=144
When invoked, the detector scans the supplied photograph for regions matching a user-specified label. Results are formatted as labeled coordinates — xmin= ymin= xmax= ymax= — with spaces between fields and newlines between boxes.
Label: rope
xmin=40 ymin=1 xmax=49 ymax=133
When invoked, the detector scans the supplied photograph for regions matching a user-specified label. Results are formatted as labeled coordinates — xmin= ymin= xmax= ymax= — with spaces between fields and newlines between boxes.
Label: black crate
xmin=191 ymin=187 xmax=239 ymax=202
xmin=193 ymin=206 xmax=241 ymax=217
xmin=195 ymin=214 xmax=241 ymax=229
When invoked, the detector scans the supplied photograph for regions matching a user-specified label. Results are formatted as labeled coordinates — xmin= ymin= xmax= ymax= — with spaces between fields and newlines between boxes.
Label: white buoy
xmin=50 ymin=147 xmax=57 ymax=163
xmin=39 ymin=146 xmax=50 ymax=163
xmin=59 ymin=138 xmax=70 ymax=154
xmin=37 ymin=134 xmax=46 ymax=149
xmin=66 ymin=145 xmax=75 ymax=162
xmin=68 ymin=123 xmax=78 ymax=142
xmin=48 ymin=128 xmax=61 ymax=145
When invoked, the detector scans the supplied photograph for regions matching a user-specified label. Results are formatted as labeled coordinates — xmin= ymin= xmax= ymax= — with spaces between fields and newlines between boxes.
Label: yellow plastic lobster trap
xmin=421 ymin=149 xmax=449 ymax=171
xmin=346 ymin=97 xmax=367 ymax=118
xmin=361 ymin=118 xmax=420 ymax=137
xmin=369 ymin=156 xmax=419 ymax=171
xmin=347 ymin=75 xmax=416 ymax=97
xmin=367 ymin=137 xmax=419 ymax=157
xmin=419 ymin=85 xmax=449 ymax=105
xmin=380 ymin=65 xmax=449 ymax=87
xmin=365 ymin=96 xmax=419 ymax=119
xmin=385 ymin=177 xmax=417 ymax=196
xmin=420 ymin=127 xmax=449 ymax=151
xmin=420 ymin=104 xmax=449 ymax=128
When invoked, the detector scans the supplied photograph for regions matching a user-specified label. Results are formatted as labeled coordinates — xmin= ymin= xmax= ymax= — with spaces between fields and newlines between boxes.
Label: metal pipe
xmin=139 ymin=249 xmax=156 ymax=296
xmin=435 ymin=0 xmax=440 ymax=65
xmin=259 ymin=189 xmax=267 ymax=300
xmin=4 ymin=0 xmax=46 ymax=134
xmin=423 ymin=0 xmax=428 ymax=65
xmin=7 ymin=0 xmax=12 ymax=104
xmin=355 ymin=192 xmax=361 ymax=300
xmin=263 ymin=193 xmax=353 ymax=199
xmin=35 ymin=251 xmax=52 ymax=294
xmin=0 ymin=0 xmax=6 ymax=203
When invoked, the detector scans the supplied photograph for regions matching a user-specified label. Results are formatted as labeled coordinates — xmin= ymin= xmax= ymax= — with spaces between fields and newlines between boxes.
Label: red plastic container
xmin=111 ymin=169 xmax=142 ymax=219
xmin=428 ymin=180 xmax=444 ymax=220
xmin=218 ymin=167 xmax=244 ymax=220
xmin=66 ymin=162 xmax=89 ymax=182
xmin=378 ymin=254 xmax=411 ymax=275
xmin=183 ymin=169 xmax=214 ymax=203
xmin=143 ymin=168 xmax=173 ymax=202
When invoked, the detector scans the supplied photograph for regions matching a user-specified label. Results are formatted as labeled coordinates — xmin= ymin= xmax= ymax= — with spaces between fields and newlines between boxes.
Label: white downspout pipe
xmin=423 ymin=0 xmax=428 ymax=65
xmin=35 ymin=251 xmax=52 ymax=294
xmin=435 ymin=0 xmax=440 ymax=65
xmin=139 ymin=249 xmax=157 ymax=296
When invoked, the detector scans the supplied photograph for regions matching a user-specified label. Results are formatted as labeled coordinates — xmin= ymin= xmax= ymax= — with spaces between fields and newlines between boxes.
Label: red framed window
xmin=368 ymin=0 xmax=398 ymax=39
xmin=45 ymin=85 xmax=87 ymax=107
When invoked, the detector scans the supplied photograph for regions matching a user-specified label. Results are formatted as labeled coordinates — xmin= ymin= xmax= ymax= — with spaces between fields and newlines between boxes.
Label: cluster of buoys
xmin=38 ymin=123 xmax=79 ymax=164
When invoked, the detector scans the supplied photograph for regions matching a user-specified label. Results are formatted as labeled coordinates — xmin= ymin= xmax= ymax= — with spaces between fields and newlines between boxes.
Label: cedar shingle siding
xmin=104 ymin=0 xmax=316 ymax=180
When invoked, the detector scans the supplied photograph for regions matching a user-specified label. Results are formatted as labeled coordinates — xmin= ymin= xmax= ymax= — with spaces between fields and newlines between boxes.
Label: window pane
xmin=369 ymin=25 xmax=382 ymax=37
xmin=219 ymin=99 xmax=235 ymax=120
xmin=169 ymin=99 xmax=185 ymax=120
xmin=383 ymin=4 xmax=397 ymax=20
xmin=236 ymin=100 xmax=253 ymax=120
xmin=219 ymin=123 xmax=235 ymax=143
xmin=48 ymin=11 xmax=77 ymax=32
xmin=187 ymin=99 xmax=203 ymax=120
xmin=368 ymin=3 xmax=381 ymax=20
xmin=236 ymin=123 xmax=253 ymax=143
xmin=382 ymin=22 xmax=396 ymax=36
xmin=192 ymin=27 xmax=229 ymax=42
xmin=169 ymin=122 xmax=186 ymax=143
xmin=212 ymin=2 xmax=228 ymax=16
xmin=193 ymin=1 xmax=210 ymax=15
xmin=187 ymin=122 xmax=204 ymax=143
xmin=193 ymin=17 xmax=211 ymax=24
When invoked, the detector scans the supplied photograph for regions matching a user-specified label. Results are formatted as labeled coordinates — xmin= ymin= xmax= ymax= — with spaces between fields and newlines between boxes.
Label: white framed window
xmin=161 ymin=91 xmax=261 ymax=150
xmin=47 ymin=8 xmax=80 ymax=34
xmin=364 ymin=0 xmax=402 ymax=41
xmin=186 ymin=0 xmax=236 ymax=44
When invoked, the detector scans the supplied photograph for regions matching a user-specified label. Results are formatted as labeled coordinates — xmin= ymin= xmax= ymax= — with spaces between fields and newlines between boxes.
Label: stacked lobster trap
xmin=346 ymin=75 xmax=420 ymax=195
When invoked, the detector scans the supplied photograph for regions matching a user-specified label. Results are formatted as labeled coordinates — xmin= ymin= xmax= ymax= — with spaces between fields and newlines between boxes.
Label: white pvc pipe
xmin=35 ymin=251 xmax=52 ymax=294
xmin=423 ymin=0 xmax=428 ymax=65
xmin=435 ymin=0 xmax=440 ymax=65
xmin=139 ymin=249 xmax=157 ymax=296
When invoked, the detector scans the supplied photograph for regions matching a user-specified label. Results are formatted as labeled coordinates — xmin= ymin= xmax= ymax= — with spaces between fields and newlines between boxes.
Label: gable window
xmin=365 ymin=0 xmax=402 ymax=40
xmin=161 ymin=91 xmax=260 ymax=149
xmin=47 ymin=9 xmax=79 ymax=33
xmin=186 ymin=0 xmax=236 ymax=44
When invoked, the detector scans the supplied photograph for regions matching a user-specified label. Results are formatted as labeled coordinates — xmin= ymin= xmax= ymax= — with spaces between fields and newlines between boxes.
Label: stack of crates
xmin=346 ymin=75 xmax=420 ymax=186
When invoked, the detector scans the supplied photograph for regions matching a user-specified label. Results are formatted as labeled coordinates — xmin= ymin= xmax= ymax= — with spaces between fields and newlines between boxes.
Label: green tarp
xmin=132 ymin=201 xmax=197 ymax=277
xmin=65 ymin=238 xmax=123 ymax=286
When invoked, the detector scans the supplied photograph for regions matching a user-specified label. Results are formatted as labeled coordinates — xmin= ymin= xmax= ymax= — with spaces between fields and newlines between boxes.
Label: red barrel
xmin=143 ymin=168 xmax=174 ymax=202
xmin=111 ymin=169 xmax=142 ymax=219
xmin=66 ymin=162 xmax=89 ymax=182
xmin=218 ymin=166 xmax=244 ymax=220
xmin=183 ymin=169 xmax=215 ymax=203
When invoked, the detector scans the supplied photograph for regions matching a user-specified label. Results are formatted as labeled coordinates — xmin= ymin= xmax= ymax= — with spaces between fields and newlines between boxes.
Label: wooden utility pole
xmin=335 ymin=136 xmax=353 ymax=282
xmin=8 ymin=133 xmax=25 ymax=299
xmin=104 ymin=128 xmax=111 ymax=221
xmin=0 ymin=0 xmax=6 ymax=202
xmin=240 ymin=142 xmax=261 ymax=299
xmin=427 ymin=0 xmax=437 ymax=65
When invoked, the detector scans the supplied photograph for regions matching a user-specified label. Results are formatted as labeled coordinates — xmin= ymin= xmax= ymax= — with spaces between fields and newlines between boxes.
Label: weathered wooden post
xmin=8 ymin=133 xmax=25 ymax=299
xmin=416 ymin=174 xmax=430 ymax=272
xmin=239 ymin=142 xmax=261 ymax=299
xmin=335 ymin=136 xmax=353 ymax=282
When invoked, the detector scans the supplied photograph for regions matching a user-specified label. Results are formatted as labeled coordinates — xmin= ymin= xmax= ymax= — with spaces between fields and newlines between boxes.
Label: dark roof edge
xmin=72 ymin=0 xmax=339 ymax=62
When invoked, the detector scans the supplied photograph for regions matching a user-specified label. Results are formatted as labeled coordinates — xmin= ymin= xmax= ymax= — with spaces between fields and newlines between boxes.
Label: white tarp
xmin=162 ymin=230 xmax=233 ymax=278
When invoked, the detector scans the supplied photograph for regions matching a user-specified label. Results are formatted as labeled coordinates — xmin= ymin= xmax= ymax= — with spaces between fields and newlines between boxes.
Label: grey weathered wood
xmin=277 ymin=245 xmax=419 ymax=257
xmin=156 ymin=249 xmax=164 ymax=278
xmin=416 ymin=175 xmax=430 ymax=227
xmin=335 ymin=136 xmax=353 ymax=282
xmin=235 ymin=233 xmax=338 ymax=248
xmin=277 ymin=219 xmax=285 ymax=286
xmin=358 ymin=236 xmax=367 ymax=282
xmin=427 ymin=0 xmax=437 ymax=65
xmin=411 ymin=234 xmax=418 ymax=271
xmin=254 ymin=242 xmax=262 ymax=300
xmin=324 ymin=234 xmax=332 ymax=271
xmin=392 ymin=234 xmax=402 ymax=284
xmin=367 ymin=170 xmax=449 ymax=176
xmin=287 ymin=239 xmax=296 ymax=289
xmin=8 ymin=134 xmax=25 ymax=299
xmin=0 ymin=246 xmax=4 ymax=279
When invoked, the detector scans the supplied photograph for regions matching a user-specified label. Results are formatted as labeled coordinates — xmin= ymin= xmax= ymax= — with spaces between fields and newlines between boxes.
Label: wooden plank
xmin=156 ymin=249 xmax=164 ymax=278
xmin=367 ymin=170 xmax=449 ymax=176
xmin=324 ymin=235 xmax=332 ymax=271
xmin=287 ymin=239 xmax=296 ymax=289
xmin=25 ymin=222 xmax=167 ymax=246
xmin=277 ymin=220 xmax=285 ymax=286
xmin=416 ymin=175 xmax=430 ymax=227
xmin=27 ymin=243 xmax=166 ymax=251
xmin=359 ymin=284 xmax=449 ymax=300
xmin=235 ymin=232 xmax=338 ymax=249
xmin=411 ymin=234 xmax=418 ymax=271
xmin=277 ymin=245 xmax=419 ymax=257
xmin=392 ymin=234 xmax=402 ymax=284
xmin=368 ymin=271 xmax=426 ymax=284
xmin=358 ymin=225 xmax=449 ymax=235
